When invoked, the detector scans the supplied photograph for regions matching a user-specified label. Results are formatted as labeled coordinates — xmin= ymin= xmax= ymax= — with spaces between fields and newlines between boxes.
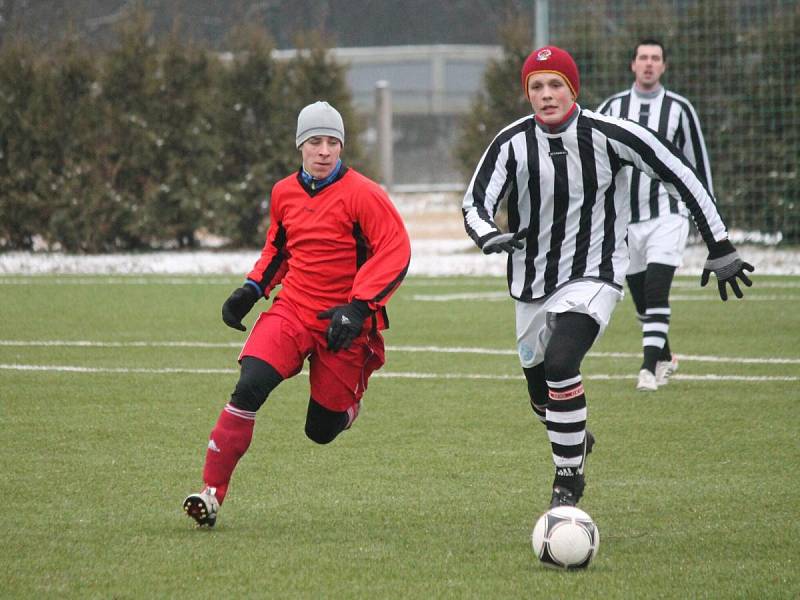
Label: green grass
xmin=2 ymin=274 xmax=799 ymax=598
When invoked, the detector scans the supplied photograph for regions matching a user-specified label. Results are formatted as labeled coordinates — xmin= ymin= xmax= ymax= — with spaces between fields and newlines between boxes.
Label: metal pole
xmin=535 ymin=0 xmax=549 ymax=48
xmin=431 ymin=51 xmax=445 ymax=114
xmin=375 ymin=80 xmax=393 ymax=190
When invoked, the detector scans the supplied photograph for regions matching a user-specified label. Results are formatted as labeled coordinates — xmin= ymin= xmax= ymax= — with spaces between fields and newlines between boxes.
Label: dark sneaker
xmin=183 ymin=486 xmax=219 ymax=527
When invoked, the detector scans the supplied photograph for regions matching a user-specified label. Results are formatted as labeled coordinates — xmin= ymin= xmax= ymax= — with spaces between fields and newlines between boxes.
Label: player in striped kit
xmin=598 ymin=39 xmax=712 ymax=391
xmin=462 ymin=46 xmax=753 ymax=509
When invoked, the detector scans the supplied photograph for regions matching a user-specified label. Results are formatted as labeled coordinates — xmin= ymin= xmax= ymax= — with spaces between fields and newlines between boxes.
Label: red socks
xmin=202 ymin=403 xmax=255 ymax=504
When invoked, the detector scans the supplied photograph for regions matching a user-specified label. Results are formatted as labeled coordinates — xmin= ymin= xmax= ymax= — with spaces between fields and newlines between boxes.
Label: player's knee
xmin=229 ymin=356 xmax=283 ymax=413
xmin=543 ymin=348 xmax=580 ymax=384
xmin=543 ymin=336 xmax=585 ymax=382
xmin=304 ymin=424 xmax=339 ymax=445
xmin=524 ymin=364 xmax=549 ymax=412
xmin=304 ymin=397 xmax=347 ymax=445
xmin=543 ymin=313 xmax=598 ymax=382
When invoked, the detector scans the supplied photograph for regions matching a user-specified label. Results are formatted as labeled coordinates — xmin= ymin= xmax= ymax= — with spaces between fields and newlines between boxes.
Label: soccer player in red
xmin=183 ymin=101 xmax=411 ymax=527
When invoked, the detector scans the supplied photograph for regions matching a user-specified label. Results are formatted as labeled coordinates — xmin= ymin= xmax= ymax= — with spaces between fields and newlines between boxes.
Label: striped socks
xmin=545 ymin=374 xmax=588 ymax=470
xmin=640 ymin=306 xmax=671 ymax=373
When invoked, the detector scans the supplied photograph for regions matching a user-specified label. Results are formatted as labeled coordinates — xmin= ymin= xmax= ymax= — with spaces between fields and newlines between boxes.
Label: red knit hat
xmin=521 ymin=46 xmax=580 ymax=100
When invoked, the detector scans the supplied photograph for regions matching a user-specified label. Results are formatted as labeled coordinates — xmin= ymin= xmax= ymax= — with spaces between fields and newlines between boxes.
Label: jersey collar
xmin=297 ymin=160 xmax=348 ymax=196
xmin=534 ymin=102 xmax=580 ymax=134
xmin=632 ymin=83 xmax=664 ymax=100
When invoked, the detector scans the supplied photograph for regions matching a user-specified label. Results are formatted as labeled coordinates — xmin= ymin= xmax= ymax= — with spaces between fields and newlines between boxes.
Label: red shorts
xmin=239 ymin=298 xmax=386 ymax=412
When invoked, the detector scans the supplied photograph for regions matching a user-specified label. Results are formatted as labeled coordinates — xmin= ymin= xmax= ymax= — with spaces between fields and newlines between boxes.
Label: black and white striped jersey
xmin=462 ymin=106 xmax=727 ymax=301
xmin=597 ymin=85 xmax=713 ymax=223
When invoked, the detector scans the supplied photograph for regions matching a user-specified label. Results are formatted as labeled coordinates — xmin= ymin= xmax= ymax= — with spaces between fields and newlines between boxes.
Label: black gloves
xmin=317 ymin=299 xmax=373 ymax=352
xmin=701 ymin=239 xmax=754 ymax=301
xmin=221 ymin=284 xmax=261 ymax=331
xmin=482 ymin=228 xmax=529 ymax=254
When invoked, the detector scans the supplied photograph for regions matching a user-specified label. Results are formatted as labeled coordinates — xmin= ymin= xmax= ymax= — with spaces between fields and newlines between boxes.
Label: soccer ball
xmin=531 ymin=506 xmax=600 ymax=569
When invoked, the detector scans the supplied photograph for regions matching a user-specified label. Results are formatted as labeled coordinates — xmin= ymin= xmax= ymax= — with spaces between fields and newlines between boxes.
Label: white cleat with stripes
xmin=655 ymin=355 xmax=679 ymax=386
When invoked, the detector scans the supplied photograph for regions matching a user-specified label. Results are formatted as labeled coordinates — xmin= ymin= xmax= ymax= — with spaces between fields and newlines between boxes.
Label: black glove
xmin=482 ymin=228 xmax=529 ymax=254
xmin=317 ymin=300 xmax=373 ymax=352
xmin=700 ymin=239 xmax=754 ymax=301
xmin=221 ymin=284 xmax=260 ymax=331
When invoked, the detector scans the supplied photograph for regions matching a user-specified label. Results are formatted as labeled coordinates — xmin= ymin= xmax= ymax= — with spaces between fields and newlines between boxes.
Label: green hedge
xmin=0 ymin=13 xmax=366 ymax=252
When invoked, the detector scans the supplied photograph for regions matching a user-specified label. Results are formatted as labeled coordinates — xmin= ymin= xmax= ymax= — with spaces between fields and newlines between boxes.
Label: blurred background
xmin=1 ymin=0 xmax=797 ymax=252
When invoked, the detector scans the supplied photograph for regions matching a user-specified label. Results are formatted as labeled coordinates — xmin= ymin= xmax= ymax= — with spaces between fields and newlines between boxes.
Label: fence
xmin=543 ymin=0 xmax=799 ymax=243
xmin=329 ymin=1 xmax=798 ymax=242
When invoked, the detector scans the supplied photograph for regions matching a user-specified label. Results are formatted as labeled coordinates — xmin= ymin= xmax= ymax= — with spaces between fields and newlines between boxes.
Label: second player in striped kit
xmin=598 ymin=38 xmax=713 ymax=391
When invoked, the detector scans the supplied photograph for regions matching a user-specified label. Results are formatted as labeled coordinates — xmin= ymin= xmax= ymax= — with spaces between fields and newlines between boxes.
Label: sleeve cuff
xmin=244 ymin=279 xmax=263 ymax=298
xmin=708 ymin=238 xmax=735 ymax=259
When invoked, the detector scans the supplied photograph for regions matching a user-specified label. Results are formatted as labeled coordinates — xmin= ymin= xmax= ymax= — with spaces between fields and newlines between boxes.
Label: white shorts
xmin=627 ymin=214 xmax=689 ymax=274
xmin=515 ymin=280 xmax=624 ymax=368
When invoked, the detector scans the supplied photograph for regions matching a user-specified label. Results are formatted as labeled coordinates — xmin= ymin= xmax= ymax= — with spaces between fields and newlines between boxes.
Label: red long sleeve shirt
xmin=246 ymin=166 xmax=411 ymax=332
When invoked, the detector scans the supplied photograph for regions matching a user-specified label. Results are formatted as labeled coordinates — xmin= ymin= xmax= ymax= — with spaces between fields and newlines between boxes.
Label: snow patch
xmin=0 ymin=242 xmax=797 ymax=276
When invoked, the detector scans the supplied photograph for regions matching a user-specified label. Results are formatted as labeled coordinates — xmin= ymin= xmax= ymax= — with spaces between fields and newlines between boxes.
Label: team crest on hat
xmin=536 ymin=48 xmax=552 ymax=61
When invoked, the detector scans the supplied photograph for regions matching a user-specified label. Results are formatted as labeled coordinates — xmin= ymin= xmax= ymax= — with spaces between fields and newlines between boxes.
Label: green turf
xmin=2 ymin=274 xmax=799 ymax=598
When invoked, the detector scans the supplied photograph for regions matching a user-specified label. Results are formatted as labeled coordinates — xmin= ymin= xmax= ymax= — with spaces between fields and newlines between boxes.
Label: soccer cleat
xmin=183 ymin=486 xmax=219 ymax=527
xmin=550 ymin=484 xmax=581 ymax=508
xmin=550 ymin=430 xmax=593 ymax=508
xmin=636 ymin=368 xmax=658 ymax=391
xmin=655 ymin=355 xmax=679 ymax=387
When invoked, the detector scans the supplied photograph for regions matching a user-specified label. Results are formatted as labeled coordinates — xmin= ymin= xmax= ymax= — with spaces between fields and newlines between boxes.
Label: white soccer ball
xmin=531 ymin=506 xmax=600 ymax=569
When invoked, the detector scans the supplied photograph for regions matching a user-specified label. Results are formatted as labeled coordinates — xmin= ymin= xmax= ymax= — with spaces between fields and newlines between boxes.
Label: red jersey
xmin=246 ymin=166 xmax=411 ymax=332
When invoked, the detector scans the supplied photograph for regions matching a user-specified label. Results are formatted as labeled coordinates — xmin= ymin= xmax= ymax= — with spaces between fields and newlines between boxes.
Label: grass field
xmin=2 ymin=273 xmax=799 ymax=599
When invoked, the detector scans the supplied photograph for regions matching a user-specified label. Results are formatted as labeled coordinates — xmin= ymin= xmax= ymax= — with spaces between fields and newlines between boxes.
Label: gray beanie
xmin=295 ymin=101 xmax=345 ymax=148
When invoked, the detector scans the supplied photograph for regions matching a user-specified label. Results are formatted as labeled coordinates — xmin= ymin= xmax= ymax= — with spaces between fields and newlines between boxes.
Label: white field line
xmin=670 ymin=280 xmax=800 ymax=289
xmin=412 ymin=291 xmax=509 ymax=301
xmin=411 ymin=292 xmax=799 ymax=302
xmin=0 ymin=340 xmax=240 ymax=348
xmin=393 ymin=345 xmax=800 ymax=365
xmin=0 ymin=364 xmax=233 ymax=374
xmin=0 ymin=363 xmax=797 ymax=382
xmin=1 ymin=339 xmax=799 ymax=365
xmin=0 ymin=276 xmax=236 ymax=285
xmin=654 ymin=295 xmax=797 ymax=301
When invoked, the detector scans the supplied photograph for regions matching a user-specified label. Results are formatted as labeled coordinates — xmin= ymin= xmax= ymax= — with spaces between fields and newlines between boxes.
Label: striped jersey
xmin=462 ymin=106 xmax=727 ymax=301
xmin=597 ymin=85 xmax=713 ymax=223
